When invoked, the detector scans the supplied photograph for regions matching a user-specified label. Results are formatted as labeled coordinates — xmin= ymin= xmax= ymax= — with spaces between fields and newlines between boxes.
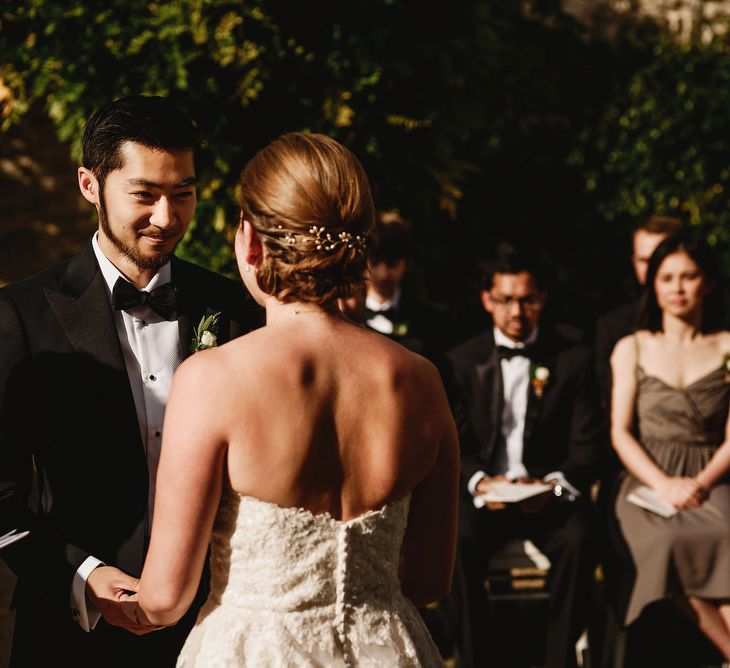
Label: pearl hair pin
xmin=273 ymin=224 xmax=368 ymax=255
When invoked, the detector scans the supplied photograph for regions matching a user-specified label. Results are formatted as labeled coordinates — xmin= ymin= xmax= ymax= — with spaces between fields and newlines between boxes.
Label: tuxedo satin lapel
xmin=523 ymin=340 xmax=550 ymax=453
xmin=172 ymin=257 xmax=229 ymax=361
xmin=44 ymin=250 xmax=141 ymax=445
xmin=176 ymin=299 xmax=194 ymax=361
xmin=475 ymin=335 xmax=503 ymax=456
xmin=171 ymin=258 xmax=198 ymax=360
xmin=45 ymin=250 xmax=124 ymax=373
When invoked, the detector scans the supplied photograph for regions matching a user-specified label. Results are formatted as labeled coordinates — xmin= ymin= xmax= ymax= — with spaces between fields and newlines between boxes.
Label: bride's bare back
xmin=216 ymin=314 xmax=450 ymax=519
xmin=141 ymin=316 xmax=458 ymax=622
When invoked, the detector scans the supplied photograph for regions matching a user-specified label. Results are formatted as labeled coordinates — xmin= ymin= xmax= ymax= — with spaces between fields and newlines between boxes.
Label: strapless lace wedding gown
xmin=177 ymin=489 xmax=444 ymax=667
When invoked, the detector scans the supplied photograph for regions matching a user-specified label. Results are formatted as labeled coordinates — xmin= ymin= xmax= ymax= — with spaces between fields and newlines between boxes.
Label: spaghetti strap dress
xmin=614 ymin=337 xmax=730 ymax=625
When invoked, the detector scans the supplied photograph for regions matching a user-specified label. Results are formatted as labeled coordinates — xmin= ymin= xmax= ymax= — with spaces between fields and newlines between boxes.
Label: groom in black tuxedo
xmin=0 ymin=96 xmax=259 ymax=666
xmin=443 ymin=244 xmax=603 ymax=668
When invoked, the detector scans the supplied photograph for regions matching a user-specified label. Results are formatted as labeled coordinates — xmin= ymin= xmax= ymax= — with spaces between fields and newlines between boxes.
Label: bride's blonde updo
xmin=240 ymin=132 xmax=376 ymax=306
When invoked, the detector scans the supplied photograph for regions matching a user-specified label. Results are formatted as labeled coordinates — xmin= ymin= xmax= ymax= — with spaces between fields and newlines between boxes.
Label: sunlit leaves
xmin=575 ymin=35 xmax=730 ymax=262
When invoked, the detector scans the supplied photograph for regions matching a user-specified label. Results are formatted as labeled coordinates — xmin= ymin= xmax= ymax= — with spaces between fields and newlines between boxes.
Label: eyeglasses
xmin=490 ymin=294 xmax=542 ymax=311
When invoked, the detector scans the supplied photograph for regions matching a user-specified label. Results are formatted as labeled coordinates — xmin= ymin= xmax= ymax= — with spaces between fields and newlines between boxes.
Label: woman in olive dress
xmin=611 ymin=233 xmax=730 ymax=657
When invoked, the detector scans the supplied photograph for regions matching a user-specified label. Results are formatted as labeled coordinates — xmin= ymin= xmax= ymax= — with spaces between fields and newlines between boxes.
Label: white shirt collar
xmin=365 ymin=286 xmax=401 ymax=312
xmin=493 ymin=325 xmax=539 ymax=350
xmin=91 ymin=233 xmax=172 ymax=302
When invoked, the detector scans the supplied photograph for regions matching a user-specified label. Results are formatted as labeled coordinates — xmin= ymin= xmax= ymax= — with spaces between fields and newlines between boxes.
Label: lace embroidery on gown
xmin=177 ymin=489 xmax=444 ymax=667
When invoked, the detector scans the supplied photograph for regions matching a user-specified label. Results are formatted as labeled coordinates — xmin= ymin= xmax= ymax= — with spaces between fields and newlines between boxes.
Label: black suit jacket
xmin=0 ymin=242 xmax=261 ymax=665
xmin=594 ymin=300 xmax=639 ymax=416
xmin=365 ymin=291 xmax=448 ymax=363
xmin=445 ymin=328 xmax=603 ymax=498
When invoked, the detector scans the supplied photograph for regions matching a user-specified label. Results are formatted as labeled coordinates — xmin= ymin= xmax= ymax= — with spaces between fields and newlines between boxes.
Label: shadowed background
xmin=1 ymin=1 xmax=730 ymax=666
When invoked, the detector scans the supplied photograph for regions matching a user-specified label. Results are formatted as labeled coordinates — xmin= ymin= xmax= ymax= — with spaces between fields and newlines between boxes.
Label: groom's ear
xmin=78 ymin=167 xmax=100 ymax=206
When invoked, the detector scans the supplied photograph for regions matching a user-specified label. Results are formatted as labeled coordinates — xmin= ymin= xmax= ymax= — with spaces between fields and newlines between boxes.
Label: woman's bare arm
xmin=135 ymin=351 xmax=229 ymax=626
xmin=610 ymin=336 xmax=668 ymax=488
xmin=696 ymin=414 xmax=730 ymax=491
xmin=400 ymin=366 xmax=459 ymax=607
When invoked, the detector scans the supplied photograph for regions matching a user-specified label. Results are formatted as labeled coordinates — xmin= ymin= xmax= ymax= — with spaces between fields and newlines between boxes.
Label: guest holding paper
xmin=611 ymin=232 xmax=730 ymax=656
xmin=443 ymin=243 xmax=602 ymax=668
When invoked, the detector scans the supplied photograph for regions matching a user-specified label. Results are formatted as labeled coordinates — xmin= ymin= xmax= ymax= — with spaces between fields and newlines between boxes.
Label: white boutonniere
xmin=723 ymin=352 xmax=730 ymax=383
xmin=530 ymin=364 xmax=550 ymax=399
xmin=191 ymin=312 xmax=221 ymax=352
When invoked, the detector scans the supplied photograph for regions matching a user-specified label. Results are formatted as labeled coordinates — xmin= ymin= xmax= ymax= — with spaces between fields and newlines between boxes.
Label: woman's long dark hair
xmin=639 ymin=232 xmax=723 ymax=333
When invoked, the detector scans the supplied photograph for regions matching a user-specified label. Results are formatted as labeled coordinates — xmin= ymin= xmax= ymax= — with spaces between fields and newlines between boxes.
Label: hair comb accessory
xmin=273 ymin=224 xmax=368 ymax=255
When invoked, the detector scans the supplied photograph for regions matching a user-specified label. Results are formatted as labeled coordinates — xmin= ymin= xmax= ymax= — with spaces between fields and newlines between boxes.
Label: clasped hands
xmin=653 ymin=476 xmax=708 ymax=509
xmin=85 ymin=566 xmax=162 ymax=635
xmin=476 ymin=475 xmax=556 ymax=513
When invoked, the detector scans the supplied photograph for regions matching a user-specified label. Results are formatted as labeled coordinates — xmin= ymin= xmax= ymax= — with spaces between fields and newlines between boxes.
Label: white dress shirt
xmin=364 ymin=288 xmax=401 ymax=335
xmin=468 ymin=327 xmax=579 ymax=508
xmin=490 ymin=326 xmax=534 ymax=480
xmin=70 ymin=234 xmax=182 ymax=631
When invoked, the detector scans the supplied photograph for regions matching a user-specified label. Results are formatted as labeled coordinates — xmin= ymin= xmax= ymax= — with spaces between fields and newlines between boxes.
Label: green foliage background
xmin=1 ymin=1 xmax=728 ymax=337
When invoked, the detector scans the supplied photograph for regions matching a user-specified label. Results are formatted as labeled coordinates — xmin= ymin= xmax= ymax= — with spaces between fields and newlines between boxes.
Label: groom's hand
xmin=86 ymin=566 xmax=152 ymax=634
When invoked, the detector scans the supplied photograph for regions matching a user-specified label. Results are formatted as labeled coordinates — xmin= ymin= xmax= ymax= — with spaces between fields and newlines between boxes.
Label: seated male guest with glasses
xmin=443 ymin=243 xmax=603 ymax=668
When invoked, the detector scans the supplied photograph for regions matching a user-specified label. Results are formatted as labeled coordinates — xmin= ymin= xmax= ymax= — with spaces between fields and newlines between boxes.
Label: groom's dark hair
xmin=82 ymin=95 xmax=197 ymax=189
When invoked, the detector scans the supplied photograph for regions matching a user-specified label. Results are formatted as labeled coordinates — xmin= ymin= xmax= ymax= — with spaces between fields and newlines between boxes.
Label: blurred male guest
xmin=594 ymin=215 xmax=683 ymax=411
xmin=0 ymin=95 xmax=258 ymax=667
xmin=444 ymin=243 xmax=602 ymax=668
xmin=364 ymin=211 xmax=445 ymax=360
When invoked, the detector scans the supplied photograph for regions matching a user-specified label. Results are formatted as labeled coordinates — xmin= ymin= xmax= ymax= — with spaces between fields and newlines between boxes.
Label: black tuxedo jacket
xmin=0 ymin=242 xmax=261 ymax=665
xmin=594 ymin=300 xmax=639 ymax=415
xmin=366 ymin=291 xmax=448 ymax=363
xmin=445 ymin=328 xmax=603 ymax=498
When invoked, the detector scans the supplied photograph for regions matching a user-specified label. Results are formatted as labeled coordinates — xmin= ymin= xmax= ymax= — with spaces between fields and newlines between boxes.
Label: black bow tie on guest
xmin=364 ymin=305 xmax=398 ymax=321
xmin=496 ymin=345 xmax=534 ymax=361
xmin=112 ymin=277 xmax=177 ymax=319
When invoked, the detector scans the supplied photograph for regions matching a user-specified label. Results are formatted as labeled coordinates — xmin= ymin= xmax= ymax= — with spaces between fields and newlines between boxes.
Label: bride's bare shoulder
xmin=360 ymin=330 xmax=443 ymax=392
xmin=173 ymin=329 xmax=270 ymax=388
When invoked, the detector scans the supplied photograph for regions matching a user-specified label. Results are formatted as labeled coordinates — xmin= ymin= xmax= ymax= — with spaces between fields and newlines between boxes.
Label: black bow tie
xmin=112 ymin=278 xmax=177 ymax=319
xmin=364 ymin=305 xmax=398 ymax=321
xmin=496 ymin=345 xmax=534 ymax=361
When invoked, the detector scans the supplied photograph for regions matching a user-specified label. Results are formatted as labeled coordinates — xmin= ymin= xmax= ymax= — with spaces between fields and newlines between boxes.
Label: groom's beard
xmin=98 ymin=194 xmax=177 ymax=272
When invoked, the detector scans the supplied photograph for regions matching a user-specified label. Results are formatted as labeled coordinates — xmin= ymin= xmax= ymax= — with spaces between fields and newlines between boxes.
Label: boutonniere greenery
xmin=723 ymin=352 xmax=730 ymax=383
xmin=191 ymin=312 xmax=221 ymax=353
xmin=393 ymin=321 xmax=409 ymax=338
xmin=530 ymin=364 xmax=550 ymax=399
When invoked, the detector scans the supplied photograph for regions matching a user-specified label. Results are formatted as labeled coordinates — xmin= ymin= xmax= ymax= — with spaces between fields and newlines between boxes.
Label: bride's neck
xmin=264 ymin=299 xmax=341 ymax=326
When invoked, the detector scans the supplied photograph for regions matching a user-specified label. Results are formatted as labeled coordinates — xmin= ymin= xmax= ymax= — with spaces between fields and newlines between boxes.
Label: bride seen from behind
xmin=125 ymin=132 xmax=459 ymax=666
